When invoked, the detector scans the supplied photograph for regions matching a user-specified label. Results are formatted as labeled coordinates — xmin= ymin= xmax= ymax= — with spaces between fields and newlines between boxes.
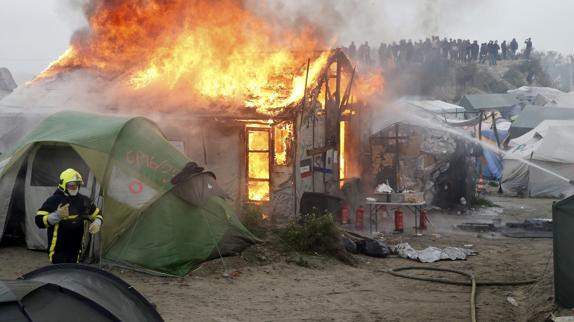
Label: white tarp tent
xmin=507 ymin=86 xmax=564 ymax=104
xmin=553 ymin=91 xmax=574 ymax=107
xmin=502 ymin=120 xmax=574 ymax=198
xmin=406 ymin=100 xmax=466 ymax=120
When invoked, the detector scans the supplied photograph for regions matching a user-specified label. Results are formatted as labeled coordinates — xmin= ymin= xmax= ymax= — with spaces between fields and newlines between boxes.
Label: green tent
xmin=0 ymin=111 xmax=255 ymax=276
xmin=554 ymin=195 xmax=574 ymax=308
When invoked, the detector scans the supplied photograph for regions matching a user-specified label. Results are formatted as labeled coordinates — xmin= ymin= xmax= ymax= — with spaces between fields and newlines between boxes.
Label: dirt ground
xmin=0 ymin=195 xmax=559 ymax=322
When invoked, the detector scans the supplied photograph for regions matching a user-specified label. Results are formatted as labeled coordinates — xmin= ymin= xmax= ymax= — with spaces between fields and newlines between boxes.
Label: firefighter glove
xmin=56 ymin=203 xmax=70 ymax=219
xmin=89 ymin=218 xmax=102 ymax=234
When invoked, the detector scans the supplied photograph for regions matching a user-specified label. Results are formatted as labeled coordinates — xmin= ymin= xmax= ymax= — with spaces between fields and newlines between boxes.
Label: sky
xmin=1 ymin=0 xmax=573 ymax=85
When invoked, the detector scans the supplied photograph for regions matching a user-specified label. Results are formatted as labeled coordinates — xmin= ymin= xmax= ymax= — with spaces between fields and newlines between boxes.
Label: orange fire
xmin=339 ymin=121 xmax=347 ymax=187
xmin=274 ymin=123 xmax=293 ymax=166
xmin=33 ymin=0 xmax=335 ymax=114
xmin=247 ymin=126 xmax=271 ymax=201
xmin=354 ymin=72 xmax=385 ymax=100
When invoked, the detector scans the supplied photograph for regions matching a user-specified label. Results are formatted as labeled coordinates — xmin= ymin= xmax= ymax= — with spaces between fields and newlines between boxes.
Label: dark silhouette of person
xmin=348 ymin=41 xmax=356 ymax=60
xmin=501 ymin=40 xmax=507 ymax=60
xmin=471 ymin=41 xmax=479 ymax=61
xmin=510 ymin=38 xmax=518 ymax=58
xmin=524 ymin=38 xmax=533 ymax=59
xmin=479 ymin=43 xmax=487 ymax=64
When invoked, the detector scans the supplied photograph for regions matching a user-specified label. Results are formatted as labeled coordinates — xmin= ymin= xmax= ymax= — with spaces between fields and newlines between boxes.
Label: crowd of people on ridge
xmin=343 ymin=37 xmax=534 ymax=69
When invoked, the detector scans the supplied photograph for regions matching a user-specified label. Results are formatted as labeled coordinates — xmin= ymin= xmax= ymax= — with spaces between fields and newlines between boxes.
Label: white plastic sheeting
xmin=394 ymin=243 xmax=475 ymax=263
xmin=502 ymin=120 xmax=574 ymax=198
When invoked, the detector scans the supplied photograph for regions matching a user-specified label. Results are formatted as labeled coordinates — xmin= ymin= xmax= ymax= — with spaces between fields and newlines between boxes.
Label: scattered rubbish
xmin=457 ymin=222 xmax=496 ymax=232
xmin=342 ymin=237 xmax=358 ymax=254
xmin=501 ymin=230 xmax=553 ymax=239
xmin=394 ymin=243 xmax=476 ymax=263
xmin=372 ymin=232 xmax=385 ymax=240
xmin=501 ymin=218 xmax=553 ymax=238
xmin=375 ymin=183 xmax=394 ymax=193
xmin=363 ymin=239 xmax=391 ymax=258
xmin=222 ymin=270 xmax=242 ymax=279
xmin=507 ymin=296 xmax=519 ymax=307
xmin=506 ymin=218 xmax=552 ymax=231
xmin=342 ymin=231 xmax=390 ymax=258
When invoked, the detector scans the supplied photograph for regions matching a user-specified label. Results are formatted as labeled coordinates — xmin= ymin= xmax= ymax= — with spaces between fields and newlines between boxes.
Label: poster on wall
xmin=300 ymin=159 xmax=312 ymax=178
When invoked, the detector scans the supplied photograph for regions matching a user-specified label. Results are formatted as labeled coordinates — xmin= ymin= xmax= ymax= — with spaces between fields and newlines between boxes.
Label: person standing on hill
xmin=35 ymin=168 xmax=103 ymax=264
xmin=501 ymin=40 xmax=508 ymax=60
xmin=524 ymin=38 xmax=533 ymax=59
xmin=348 ymin=41 xmax=356 ymax=60
xmin=471 ymin=41 xmax=479 ymax=61
xmin=493 ymin=40 xmax=500 ymax=65
xmin=510 ymin=38 xmax=519 ymax=58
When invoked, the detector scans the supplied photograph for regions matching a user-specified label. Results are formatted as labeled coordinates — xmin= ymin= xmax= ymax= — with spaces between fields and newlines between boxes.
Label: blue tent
xmin=479 ymin=128 xmax=507 ymax=180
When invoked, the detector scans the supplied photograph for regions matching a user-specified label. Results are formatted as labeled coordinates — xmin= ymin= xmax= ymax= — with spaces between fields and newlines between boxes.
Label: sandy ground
xmin=0 ymin=195 xmax=558 ymax=322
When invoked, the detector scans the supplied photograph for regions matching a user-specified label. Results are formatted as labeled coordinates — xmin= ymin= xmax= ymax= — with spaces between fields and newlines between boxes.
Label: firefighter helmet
xmin=58 ymin=168 xmax=83 ymax=191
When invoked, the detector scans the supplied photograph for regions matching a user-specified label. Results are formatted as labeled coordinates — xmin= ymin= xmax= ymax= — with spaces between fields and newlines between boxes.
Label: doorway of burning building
xmin=246 ymin=126 xmax=271 ymax=202
xmin=370 ymin=123 xmax=408 ymax=191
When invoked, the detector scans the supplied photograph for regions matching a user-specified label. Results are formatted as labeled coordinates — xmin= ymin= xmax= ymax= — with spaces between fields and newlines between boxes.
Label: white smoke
xmin=248 ymin=0 xmax=493 ymax=46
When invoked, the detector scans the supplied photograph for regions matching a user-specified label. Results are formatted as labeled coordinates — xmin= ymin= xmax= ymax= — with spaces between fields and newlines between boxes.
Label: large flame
xmin=34 ymin=0 xmax=335 ymax=114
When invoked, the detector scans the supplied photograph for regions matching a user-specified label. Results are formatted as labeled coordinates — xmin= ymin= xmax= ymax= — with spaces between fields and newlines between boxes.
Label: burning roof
xmin=16 ymin=0 xmax=382 ymax=118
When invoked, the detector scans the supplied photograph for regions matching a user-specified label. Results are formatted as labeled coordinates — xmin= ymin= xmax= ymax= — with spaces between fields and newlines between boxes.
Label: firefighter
xmin=35 ymin=168 xmax=103 ymax=264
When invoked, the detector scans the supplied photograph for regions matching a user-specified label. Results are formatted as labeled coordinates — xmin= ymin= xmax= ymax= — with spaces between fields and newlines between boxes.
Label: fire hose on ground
xmin=381 ymin=266 xmax=538 ymax=322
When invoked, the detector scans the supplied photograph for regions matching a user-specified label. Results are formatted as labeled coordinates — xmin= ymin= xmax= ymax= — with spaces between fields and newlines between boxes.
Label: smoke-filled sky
xmin=1 ymin=0 xmax=573 ymax=84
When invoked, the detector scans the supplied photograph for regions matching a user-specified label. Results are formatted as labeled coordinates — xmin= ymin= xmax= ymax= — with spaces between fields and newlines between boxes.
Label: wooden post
xmin=395 ymin=123 xmax=400 ymax=191
xmin=491 ymin=112 xmax=501 ymax=148
xmin=336 ymin=59 xmax=342 ymax=187
xmin=294 ymin=58 xmax=310 ymax=216
xmin=478 ymin=111 xmax=483 ymax=140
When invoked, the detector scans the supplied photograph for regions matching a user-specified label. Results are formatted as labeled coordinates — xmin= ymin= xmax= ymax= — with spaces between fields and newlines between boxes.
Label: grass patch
xmin=487 ymin=181 xmax=500 ymax=187
xmin=239 ymin=204 xmax=268 ymax=238
xmin=471 ymin=195 xmax=499 ymax=208
xmin=276 ymin=213 xmax=356 ymax=266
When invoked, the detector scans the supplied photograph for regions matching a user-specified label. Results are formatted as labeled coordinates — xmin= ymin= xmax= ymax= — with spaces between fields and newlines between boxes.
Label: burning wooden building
xmin=153 ymin=49 xmax=375 ymax=219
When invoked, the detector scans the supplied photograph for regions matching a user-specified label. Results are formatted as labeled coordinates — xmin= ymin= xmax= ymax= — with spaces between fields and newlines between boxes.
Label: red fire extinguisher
xmin=341 ymin=204 xmax=350 ymax=225
xmin=355 ymin=206 xmax=364 ymax=231
xmin=420 ymin=208 xmax=428 ymax=230
xmin=394 ymin=207 xmax=404 ymax=233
